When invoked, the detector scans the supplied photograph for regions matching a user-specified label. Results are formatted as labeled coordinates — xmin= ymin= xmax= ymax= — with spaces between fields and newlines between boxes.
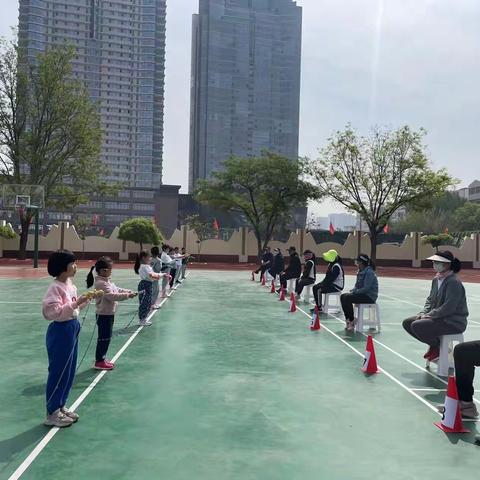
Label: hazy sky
xmin=2 ymin=0 xmax=480 ymax=216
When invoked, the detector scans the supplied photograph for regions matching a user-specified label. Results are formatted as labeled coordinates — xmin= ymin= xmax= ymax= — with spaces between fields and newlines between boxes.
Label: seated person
xmin=311 ymin=249 xmax=345 ymax=313
xmin=402 ymin=250 xmax=468 ymax=363
xmin=254 ymin=247 xmax=274 ymax=280
xmin=340 ymin=254 xmax=378 ymax=332
xmin=268 ymin=247 xmax=284 ymax=280
xmin=279 ymin=246 xmax=302 ymax=292
xmin=295 ymin=250 xmax=316 ymax=299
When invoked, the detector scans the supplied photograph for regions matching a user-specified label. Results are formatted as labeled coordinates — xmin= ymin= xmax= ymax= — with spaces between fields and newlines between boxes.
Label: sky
xmin=1 ymin=0 xmax=480 ymax=216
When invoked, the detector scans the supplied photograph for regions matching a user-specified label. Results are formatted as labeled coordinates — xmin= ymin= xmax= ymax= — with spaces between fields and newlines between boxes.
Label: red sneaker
xmin=425 ymin=347 xmax=439 ymax=362
xmin=104 ymin=360 xmax=115 ymax=368
xmin=423 ymin=347 xmax=434 ymax=359
xmin=94 ymin=360 xmax=114 ymax=370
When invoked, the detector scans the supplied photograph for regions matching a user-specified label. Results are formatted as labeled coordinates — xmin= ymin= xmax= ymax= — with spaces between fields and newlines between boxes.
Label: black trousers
xmin=96 ymin=314 xmax=114 ymax=362
xmin=313 ymin=283 xmax=341 ymax=308
xmin=295 ymin=278 xmax=315 ymax=295
xmin=280 ymin=272 xmax=299 ymax=289
xmin=402 ymin=316 xmax=463 ymax=349
xmin=453 ymin=341 xmax=480 ymax=402
xmin=169 ymin=268 xmax=176 ymax=288
xmin=340 ymin=293 xmax=375 ymax=322
xmin=254 ymin=265 xmax=268 ymax=276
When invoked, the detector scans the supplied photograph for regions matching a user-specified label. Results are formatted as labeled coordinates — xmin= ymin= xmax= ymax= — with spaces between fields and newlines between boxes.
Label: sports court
xmin=1 ymin=268 xmax=480 ymax=479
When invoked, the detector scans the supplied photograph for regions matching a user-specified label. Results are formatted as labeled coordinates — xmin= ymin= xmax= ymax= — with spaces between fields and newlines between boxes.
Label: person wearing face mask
xmin=340 ymin=254 xmax=378 ymax=331
xmin=402 ymin=250 xmax=468 ymax=365
xmin=294 ymin=250 xmax=316 ymax=299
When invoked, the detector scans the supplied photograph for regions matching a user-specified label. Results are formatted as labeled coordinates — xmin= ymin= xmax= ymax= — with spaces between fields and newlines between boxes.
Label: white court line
xmin=0 ymin=301 xmax=39 ymax=304
xmin=8 ymin=274 xmax=189 ymax=480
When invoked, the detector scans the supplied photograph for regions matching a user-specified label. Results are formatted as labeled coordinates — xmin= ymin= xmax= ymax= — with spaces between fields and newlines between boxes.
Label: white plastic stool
xmin=287 ymin=278 xmax=299 ymax=294
xmin=301 ymin=284 xmax=313 ymax=303
xmin=322 ymin=292 xmax=342 ymax=313
xmin=426 ymin=333 xmax=464 ymax=377
xmin=354 ymin=304 xmax=381 ymax=333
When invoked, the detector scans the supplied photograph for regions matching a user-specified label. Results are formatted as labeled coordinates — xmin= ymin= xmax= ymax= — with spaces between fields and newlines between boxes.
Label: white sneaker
xmin=61 ymin=406 xmax=79 ymax=422
xmin=139 ymin=319 xmax=152 ymax=326
xmin=44 ymin=409 xmax=74 ymax=428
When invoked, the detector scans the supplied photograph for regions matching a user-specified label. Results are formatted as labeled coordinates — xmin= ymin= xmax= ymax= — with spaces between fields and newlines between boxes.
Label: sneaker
xmin=425 ymin=347 xmax=440 ymax=362
xmin=423 ymin=346 xmax=434 ymax=359
xmin=176 ymin=280 xmax=183 ymax=284
xmin=104 ymin=360 xmax=115 ymax=368
xmin=151 ymin=304 xmax=161 ymax=310
xmin=44 ymin=409 xmax=74 ymax=428
xmin=139 ymin=319 xmax=152 ymax=326
xmin=61 ymin=406 xmax=79 ymax=422
xmin=437 ymin=401 xmax=479 ymax=418
xmin=94 ymin=360 xmax=114 ymax=370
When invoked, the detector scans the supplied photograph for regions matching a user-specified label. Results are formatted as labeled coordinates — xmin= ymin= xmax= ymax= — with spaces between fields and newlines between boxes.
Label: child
xmin=86 ymin=256 xmax=137 ymax=370
xmin=160 ymin=244 xmax=174 ymax=298
xmin=173 ymin=247 xmax=186 ymax=285
xmin=180 ymin=247 xmax=189 ymax=279
xmin=134 ymin=250 xmax=167 ymax=325
xmin=295 ymin=250 xmax=316 ymax=299
xmin=42 ymin=250 xmax=97 ymax=427
xmin=150 ymin=246 xmax=162 ymax=308
xmin=340 ymin=254 xmax=378 ymax=331
xmin=168 ymin=247 xmax=177 ymax=288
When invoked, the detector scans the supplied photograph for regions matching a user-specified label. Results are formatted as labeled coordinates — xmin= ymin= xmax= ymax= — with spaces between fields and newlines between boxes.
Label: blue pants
xmin=46 ymin=319 xmax=80 ymax=415
xmin=96 ymin=314 xmax=114 ymax=362
xmin=138 ymin=280 xmax=153 ymax=321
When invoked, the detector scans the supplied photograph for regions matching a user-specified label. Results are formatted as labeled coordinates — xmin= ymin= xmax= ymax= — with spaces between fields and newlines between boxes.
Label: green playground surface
xmin=1 ymin=269 xmax=480 ymax=480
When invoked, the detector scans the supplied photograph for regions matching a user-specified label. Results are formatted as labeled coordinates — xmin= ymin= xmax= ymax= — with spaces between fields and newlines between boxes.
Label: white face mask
xmin=433 ymin=262 xmax=447 ymax=273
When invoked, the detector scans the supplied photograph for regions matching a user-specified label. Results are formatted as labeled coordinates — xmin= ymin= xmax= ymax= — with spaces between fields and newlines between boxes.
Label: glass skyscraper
xmin=18 ymin=0 xmax=167 ymax=228
xmin=189 ymin=0 xmax=302 ymax=192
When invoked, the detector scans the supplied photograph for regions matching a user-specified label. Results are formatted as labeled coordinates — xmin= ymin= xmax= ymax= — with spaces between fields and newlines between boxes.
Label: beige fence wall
xmin=1 ymin=221 xmax=480 ymax=268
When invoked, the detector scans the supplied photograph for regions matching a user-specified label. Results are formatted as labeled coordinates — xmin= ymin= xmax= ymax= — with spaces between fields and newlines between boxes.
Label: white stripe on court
xmin=8 ymin=274 xmax=190 ymax=480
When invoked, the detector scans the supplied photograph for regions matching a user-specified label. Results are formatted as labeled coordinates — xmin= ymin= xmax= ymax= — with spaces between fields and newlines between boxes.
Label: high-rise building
xmin=189 ymin=0 xmax=302 ymax=192
xmin=18 ymin=0 xmax=168 ymax=229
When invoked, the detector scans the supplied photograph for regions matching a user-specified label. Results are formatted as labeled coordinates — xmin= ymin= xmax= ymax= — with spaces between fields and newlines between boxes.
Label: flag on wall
xmin=329 ymin=222 xmax=335 ymax=235
xmin=213 ymin=218 xmax=220 ymax=239
xmin=383 ymin=224 xmax=390 ymax=234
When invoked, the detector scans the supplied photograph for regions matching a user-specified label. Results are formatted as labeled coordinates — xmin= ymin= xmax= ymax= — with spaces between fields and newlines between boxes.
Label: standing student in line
xmin=134 ymin=251 xmax=168 ymax=326
xmin=181 ymin=247 xmax=189 ymax=279
xmin=150 ymin=246 xmax=162 ymax=308
xmin=340 ymin=254 xmax=378 ymax=332
xmin=168 ymin=247 xmax=177 ymax=289
xmin=86 ymin=256 xmax=137 ymax=370
xmin=173 ymin=247 xmax=184 ymax=285
xmin=311 ymin=249 xmax=345 ymax=313
xmin=42 ymin=250 xmax=99 ymax=427
xmin=160 ymin=244 xmax=174 ymax=297
xmin=295 ymin=250 xmax=316 ymax=299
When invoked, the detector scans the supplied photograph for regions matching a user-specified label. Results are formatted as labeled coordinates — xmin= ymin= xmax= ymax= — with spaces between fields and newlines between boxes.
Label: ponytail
xmin=86 ymin=266 xmax=95 ymax=288
xmin=87 ymin=256 xmax=113 ymax=287
xmin=134 ymin=250 xmax=149 ymax=274
xmin=451 ymin=258 xmax=462 ymax=273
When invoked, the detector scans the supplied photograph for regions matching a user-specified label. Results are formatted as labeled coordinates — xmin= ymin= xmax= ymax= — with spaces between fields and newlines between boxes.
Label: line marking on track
xmin=7 ymin=274 xmax=190 ymax=480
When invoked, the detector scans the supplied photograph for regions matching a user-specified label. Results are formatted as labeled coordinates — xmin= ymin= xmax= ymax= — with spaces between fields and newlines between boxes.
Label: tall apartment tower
xmin=188 ymin=0 xmax=302 ymax=192
xmin=18 ymin=0 xmax=168 ymax=228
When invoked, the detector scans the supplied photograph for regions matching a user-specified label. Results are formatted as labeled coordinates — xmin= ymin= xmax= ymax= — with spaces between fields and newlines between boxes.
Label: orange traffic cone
xmin=251 ymin=272 xmax=255 ymax=281
xmin=288 ymin=292 xmax=297 ymax=312
xmin=261 ymin=274 xmax=266 ymax=286
xmin=435 ymin=376 xmax=470 ymax=433
xmin=310 ymin=305 xmax=321 ymax=331
xmin=279 ymin=286 xmax=286 ymax=301
xmin=362 ymin=335 xmax=379 ymax=374
xmin=270 ymin=280 xmax=276 ymax=293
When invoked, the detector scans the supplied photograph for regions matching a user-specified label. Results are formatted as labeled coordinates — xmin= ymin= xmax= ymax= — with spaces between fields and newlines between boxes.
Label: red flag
xmin=99 ymin=228 xmax=105 ymax=236
xmin=329 ymin=222 xmax=335 ymax=235
xmin=213 ymin=218 xmax=220 ymax=239
xmin=92 ymin=214 xmax=99 ymax=226
xmin=383 ymin=224 xmax=389 ymax=234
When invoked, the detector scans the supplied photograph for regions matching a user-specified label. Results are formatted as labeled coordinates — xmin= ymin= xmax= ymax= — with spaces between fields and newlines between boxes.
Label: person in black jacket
xmin=253 ymin=247 xmax=274 ymax=279
xmin=278 ymin=246 xmax=302 ymax=292
xmin=311 ymin=249 xmax=345 ymax=312
xmin=295 ymin=250 xmax=316 ymax=299
xmin=268 ymin=247 xmax=284 ymax=280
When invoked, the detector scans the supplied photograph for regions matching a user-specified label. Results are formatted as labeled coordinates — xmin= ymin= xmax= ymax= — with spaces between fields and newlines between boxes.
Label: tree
xmin=451 ymin=202 xmax=480 ymax=232
xmin=422 ymin=233 xmax=454 ymax=252
xmin=0 ymin=224 xmax=16 ymax=239
xmin=118 ymin=218 xmax=163 ymax=251
xmin=0 ymin=39 xmax=115 ymax=259
xmin=195 ymin=153 xmax=319 ymax=254
xmin=308 ymin=126 xmax=454 ymax=261
xmin=184 ymin=214 xmax=215 ymax=262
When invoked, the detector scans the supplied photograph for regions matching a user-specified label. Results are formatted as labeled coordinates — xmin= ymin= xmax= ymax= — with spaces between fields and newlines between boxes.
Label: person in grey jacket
xmin=402 ymin=250 xmax=468 ymax=363
xmin=340 ymin=254 xmax=378 ymax=332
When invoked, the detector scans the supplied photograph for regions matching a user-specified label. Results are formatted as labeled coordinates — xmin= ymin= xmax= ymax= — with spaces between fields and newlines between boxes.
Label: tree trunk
xmin=140 ymin=242 xmax=143 ymax=251
xmin=369 ymin=229 xmax=378 ymax=264
xmin=17 ymin=217 xmax=31 ymax=260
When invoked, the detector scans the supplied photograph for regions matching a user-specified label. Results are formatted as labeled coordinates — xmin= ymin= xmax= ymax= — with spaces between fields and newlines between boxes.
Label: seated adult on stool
xmin=402 ymin=250 xmax=468 ymax=364
xmin=311 ymin=249 xmax=345 ymax=313
xmin=268 ymin=248 xmax=284 ymax=281
xmin=279 ymin=246 xmax=302 ymax=292
xmin=340 ymin=254 xmax=378 ymax=332
xmin=254 ymin=246 xmax=274 ymax=279
xmin=295 ymin=250 xmax=316 ymax=300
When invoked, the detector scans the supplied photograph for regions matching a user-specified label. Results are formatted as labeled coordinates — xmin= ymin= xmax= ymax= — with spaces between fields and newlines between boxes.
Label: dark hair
xmin=47 ymin=250 xmax=76 ymax=278
xmin=134 ymin=250 xmax=150 ymax=274
xmin=437 ymin=250 xmax=462 ymax=273
xmin=304 ymin=249 xmax=316 ymax=261
xmin=151 ymin=246 xmax=160 ymax=256
xmin=357 ymin=253 xmax=376 ymax=271
xmin=86 ymin=256 xmax=113 ymax=288
xmin=161 ymin=244 xmax=169 ymax=251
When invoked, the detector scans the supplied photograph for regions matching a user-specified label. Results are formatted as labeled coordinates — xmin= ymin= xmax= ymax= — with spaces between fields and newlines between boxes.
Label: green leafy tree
xmin=0 ymin=39 xmax=116 ymax=259
xmin=184 ymin=214 xmax=215 ymax=262
xmin=451 ymin=202 xmax=480 ymax=232
xmin=308 ymin=126 xmax=454 ymax=261
xmin=422 ymin=233 xmax=454 ymax=252
xmin=195 ymin=153 xmax=319 ymax=254
xmin=0 ymin=224 xmax=16 ymax=239
xmin=118 ymin=218 xmax=163 ymax=251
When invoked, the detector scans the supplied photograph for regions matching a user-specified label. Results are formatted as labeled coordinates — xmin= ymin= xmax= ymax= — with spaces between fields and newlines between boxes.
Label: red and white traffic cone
xmin=261 ymin=274 xmax=266 ymax=286
xmin=435 ymin=376 xmax=470 ymax=433
xmin=362 ymin=335 xmax=379 ymax=374
xmin=288 ymin=292 xmax=297 ymax=313
xmin=279 ymin=286 xmax=286 ymax=301
xmin=270 ymin=279 xmax=276 ymax=293
xmin=251 ymin=272 xmax=255 ymax=281
xmin=310 ymin=305 xmax=321 ymax=331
